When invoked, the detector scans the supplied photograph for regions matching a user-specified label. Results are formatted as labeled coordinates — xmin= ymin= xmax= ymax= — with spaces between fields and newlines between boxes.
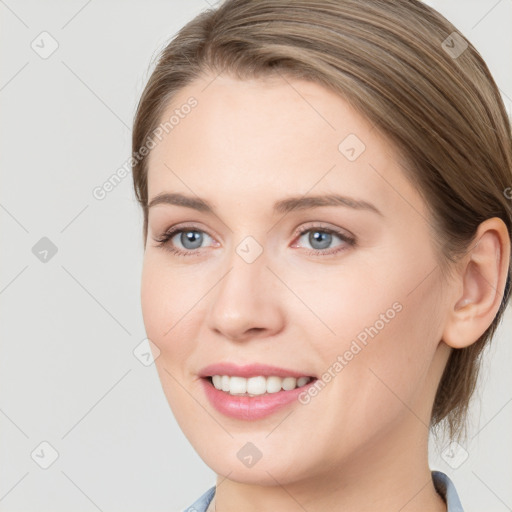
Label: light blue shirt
xmin=183 ymin=470 xmax=464 ymax=511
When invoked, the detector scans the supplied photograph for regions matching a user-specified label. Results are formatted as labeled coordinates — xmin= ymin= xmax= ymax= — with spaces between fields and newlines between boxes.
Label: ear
xmin=442 ymin=217 xmax=510 ymax=349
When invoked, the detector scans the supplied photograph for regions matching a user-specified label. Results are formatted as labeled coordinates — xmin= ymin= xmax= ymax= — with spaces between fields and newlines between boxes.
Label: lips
xmin=198 ymin=362 xmax=317 ymax=420
xmin=198 ymin=362 xmax=314 ymax=379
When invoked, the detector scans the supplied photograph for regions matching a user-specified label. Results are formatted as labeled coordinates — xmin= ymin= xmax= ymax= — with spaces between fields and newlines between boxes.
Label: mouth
xmin=206 ymin=374 xmax=314 ymax=396
xmin=198 ymin=363 xmax=318 ymax=420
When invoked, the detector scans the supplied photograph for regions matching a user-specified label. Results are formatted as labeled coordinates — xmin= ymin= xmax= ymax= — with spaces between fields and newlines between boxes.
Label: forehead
xmin=145 ymin=73 xmax=423 ymax=219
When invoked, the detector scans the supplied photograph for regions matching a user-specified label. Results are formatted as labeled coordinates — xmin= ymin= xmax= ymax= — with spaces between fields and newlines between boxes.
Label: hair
xmin=131 ymin=0 xmax=512 ymax=440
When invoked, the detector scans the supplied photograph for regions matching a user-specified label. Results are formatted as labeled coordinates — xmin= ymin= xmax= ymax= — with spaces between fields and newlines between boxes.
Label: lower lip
xmin=201 ymin=378 xmax=316 ymax=420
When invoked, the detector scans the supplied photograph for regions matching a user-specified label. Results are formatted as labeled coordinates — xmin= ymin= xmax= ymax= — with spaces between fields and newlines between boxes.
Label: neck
xmin=213 ymin=417 xmax=447 ymax=512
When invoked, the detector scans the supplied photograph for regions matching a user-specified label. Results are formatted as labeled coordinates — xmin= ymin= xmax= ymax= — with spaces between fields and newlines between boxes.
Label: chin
xmin=189 ymin=433 xmax=321 ymax=486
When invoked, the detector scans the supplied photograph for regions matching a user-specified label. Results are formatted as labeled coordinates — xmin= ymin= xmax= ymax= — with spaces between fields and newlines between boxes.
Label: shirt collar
xmin=185 ymin=470 xmax=464 ymax=511
xmin=432 ymin=470 xmax=465 ymax=511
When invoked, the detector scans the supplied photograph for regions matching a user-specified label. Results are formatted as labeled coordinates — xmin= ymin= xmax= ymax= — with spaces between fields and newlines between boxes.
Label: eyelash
xmin=153 ymin=223 xmax=356 ymax=258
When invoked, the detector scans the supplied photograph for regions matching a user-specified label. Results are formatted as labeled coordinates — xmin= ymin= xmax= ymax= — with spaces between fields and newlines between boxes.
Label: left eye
xmin=153 ymin=225 xmax=355 ymax=256
xmin=154 ymin=228 xmax=214 ymax=254
xmin=293 ymin=227 xmax=355 ymax=254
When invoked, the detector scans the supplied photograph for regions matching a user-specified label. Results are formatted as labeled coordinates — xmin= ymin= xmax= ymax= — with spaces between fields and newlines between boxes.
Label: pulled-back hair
xmin=131 ymin=0 xmax=512 ymax=440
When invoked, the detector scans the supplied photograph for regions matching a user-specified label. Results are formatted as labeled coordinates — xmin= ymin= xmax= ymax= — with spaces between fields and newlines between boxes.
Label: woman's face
xmin=141 ymin=73 xmax=452 ymax=485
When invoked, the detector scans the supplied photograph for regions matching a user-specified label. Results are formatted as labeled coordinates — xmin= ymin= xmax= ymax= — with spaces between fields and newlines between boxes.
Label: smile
xmin=198 ymin=363 xmax=317 ymax=420
xmin=210 ymin=375 xmax=313 ymax=396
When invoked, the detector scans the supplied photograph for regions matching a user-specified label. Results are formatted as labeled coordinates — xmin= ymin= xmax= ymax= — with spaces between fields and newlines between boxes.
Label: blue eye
xmin=293 ymin=226 xmax=355 ymax=256
xmin=153 ymin=224 xmax=356 ymax=257
xmin=154 ymin=227 xmax=213 ymax=256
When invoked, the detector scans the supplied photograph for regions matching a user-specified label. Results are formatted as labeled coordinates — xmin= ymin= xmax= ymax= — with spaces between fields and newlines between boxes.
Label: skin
xmin=140 ymin=72 xmax=510 ymax=511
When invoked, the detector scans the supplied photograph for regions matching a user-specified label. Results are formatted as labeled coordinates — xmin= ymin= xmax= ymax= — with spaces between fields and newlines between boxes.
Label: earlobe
xmin=443 ymin=217 xmax=510 ymax=349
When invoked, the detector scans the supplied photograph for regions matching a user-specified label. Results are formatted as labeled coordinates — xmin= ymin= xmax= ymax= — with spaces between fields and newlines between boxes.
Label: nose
xmin=206 ymin=245 xmax=286 ymax=342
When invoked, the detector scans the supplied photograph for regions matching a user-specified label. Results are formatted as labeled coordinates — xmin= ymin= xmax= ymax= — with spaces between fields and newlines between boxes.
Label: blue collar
xmin=184 ymin=470 xmax=464 ymax=511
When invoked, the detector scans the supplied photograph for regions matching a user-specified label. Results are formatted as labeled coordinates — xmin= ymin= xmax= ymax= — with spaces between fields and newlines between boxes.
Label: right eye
xmin=153 ymin=225 xmax=217 ymax=256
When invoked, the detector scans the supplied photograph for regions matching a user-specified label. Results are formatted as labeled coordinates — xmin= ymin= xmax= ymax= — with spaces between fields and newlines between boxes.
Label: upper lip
xmin=198 ymin=362 xmax=315 ymax=379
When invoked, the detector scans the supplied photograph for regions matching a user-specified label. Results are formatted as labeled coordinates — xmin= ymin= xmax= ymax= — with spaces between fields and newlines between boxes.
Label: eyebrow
xmin=147 ymin=192 xmax=383 ymax=216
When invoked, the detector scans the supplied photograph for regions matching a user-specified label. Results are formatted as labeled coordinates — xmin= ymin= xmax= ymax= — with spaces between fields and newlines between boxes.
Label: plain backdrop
xmin=0 ymin=1 xmax=511 ymax=511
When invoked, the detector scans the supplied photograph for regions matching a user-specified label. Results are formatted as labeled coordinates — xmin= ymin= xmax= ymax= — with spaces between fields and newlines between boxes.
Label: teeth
xmin=247 ymin=376 xmax=266 ymax=395
xmin=282 ymin=377 xmax=296 ymax=391
xmin=230 ymin=376 xmax=247 ymax=394
xmin=266 ymin=376 xmax=282 ymax=394
xmin=210 ymin=375 xmax=313 ymax=395
xmin=297 ymin=376 xmax=309 ymax=387
xmin=221 ymin=375 xmax=230 ymax=392
xmin=212 ymin=375 xmax=222 ymax=389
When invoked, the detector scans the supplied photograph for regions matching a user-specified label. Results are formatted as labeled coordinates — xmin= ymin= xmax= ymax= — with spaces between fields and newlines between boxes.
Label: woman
xmin=131 ymin=0 xmax=511 ymax=510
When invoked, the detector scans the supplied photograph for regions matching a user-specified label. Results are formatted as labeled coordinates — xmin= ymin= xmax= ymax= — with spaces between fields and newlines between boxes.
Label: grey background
xmin=0 ymin=1 xmax=511 ymax=510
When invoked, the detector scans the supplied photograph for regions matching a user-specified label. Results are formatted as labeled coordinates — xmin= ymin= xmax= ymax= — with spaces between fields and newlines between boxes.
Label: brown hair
xmin=131 ymin=0 xmax=512 ymax=439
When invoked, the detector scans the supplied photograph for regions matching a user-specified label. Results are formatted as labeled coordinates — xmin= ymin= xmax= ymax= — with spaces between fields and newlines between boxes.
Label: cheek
xmin=318 ymin=273 xmax=445 ymax=430
xmin=140 ymin=254 xmax=201 ymax=364
xmin=140 ymin=257 xmax=207 ymax=434
xmin=306 ymin=250 xmax=444 ymax=393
